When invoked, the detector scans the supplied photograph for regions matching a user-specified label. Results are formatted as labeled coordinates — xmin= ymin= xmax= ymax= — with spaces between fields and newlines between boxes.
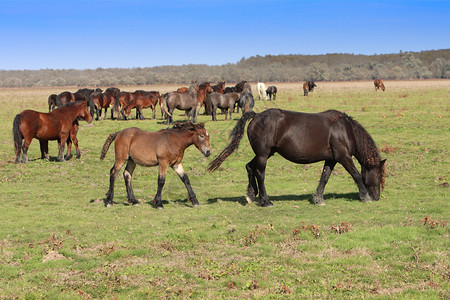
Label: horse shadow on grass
xmin=206 ymin=192 xmax=361 ymax=206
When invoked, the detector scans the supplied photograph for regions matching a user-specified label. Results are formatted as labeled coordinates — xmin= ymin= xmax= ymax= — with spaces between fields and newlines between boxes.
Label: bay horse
xmin=208 ymin=109 xmax=386 ymax=207
xmin=122 ymin=91 xmax=160 ymax=120
xmin=162 ymin=81 xmax=199 ymax=124
xmin=100 ymin=122 xmax=212 ymax=208
xmin=211 ymin=81 xmax=225 ymax=94
xmin=13 ymin=100 xmax=93 ymax=163
xmin=206 ymin=92 xmax=240 ymax=121
xmin=114 ymin=91 xmax=138 ymax=120
xmin=303 ymin=81 xmax=317 ymax=96
xmin=266 ymin=86 xmax=277 ymax=100
xmin=56 ymin=88 xmax=101 ymax=107
xmin=48 ymin=94 xmax=57 ymax=112
xmin=374 ymin=79 xmax=385 ymax=91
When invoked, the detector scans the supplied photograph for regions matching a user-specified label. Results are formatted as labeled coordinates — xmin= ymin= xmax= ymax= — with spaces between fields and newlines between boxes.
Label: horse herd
xmin=12 ymin=79 xmax=386 ymax=209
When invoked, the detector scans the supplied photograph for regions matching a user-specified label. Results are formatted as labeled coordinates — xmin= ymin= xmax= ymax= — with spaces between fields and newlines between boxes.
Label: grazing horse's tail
xmin=100 ymin=131 xmax=120 ymax=160
xmin=13 ymin=114 xmax=23 ymax=161
xmin=208 ymin=111 xmax=257 ymax=172
xmin=161 ymin=93 xmax=172 ymax=117
xmin=113 ymin=93 xmax=120 ymax=115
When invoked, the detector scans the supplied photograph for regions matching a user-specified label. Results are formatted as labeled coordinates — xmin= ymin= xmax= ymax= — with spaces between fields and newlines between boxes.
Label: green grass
xmin=0 ymin=81 xmax=448 ymax=299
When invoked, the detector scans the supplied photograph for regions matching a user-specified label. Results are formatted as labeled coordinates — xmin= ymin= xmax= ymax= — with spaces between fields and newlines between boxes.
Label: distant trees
xmin=0 ymin=49 xmax=449 ymax=88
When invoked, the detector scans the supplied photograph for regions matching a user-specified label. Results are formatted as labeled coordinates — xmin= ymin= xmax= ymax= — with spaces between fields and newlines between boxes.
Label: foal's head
xmin=175 ymin=122 xmax=211 ymax=157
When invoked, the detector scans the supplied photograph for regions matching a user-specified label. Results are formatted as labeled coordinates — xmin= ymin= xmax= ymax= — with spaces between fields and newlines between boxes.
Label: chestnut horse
xmin=100 ymin=122 xmax=212 ymax=208
xmin=122 ymin=91 xmax=160 ymax=120
xmin=209 ymin=109 xmax=386 ymax=207
xmin=374 ymin=79 xmax=385 ymax=91
xmin=303 ymin=81 xmax=317 ymax=96
xmin=13 ymin=101 xmax=93 ymax=163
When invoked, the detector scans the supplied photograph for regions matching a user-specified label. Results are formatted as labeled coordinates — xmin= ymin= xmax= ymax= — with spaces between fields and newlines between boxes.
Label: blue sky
xmin=1 ymin=0 xmax=449 ymax=70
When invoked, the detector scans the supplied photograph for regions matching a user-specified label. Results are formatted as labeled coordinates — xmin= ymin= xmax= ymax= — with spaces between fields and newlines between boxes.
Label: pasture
xmin=0 ymin=80 xmax=448 ymax=299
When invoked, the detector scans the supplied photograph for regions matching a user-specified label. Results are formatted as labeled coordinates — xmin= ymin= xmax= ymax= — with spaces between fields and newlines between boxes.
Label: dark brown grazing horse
xmin=162 ymin=81 xmax=199 ymax=124
xmin=206 ymin=92 xmax=240 ymax=121
xmin=100 ymin=122 xmax=212 ymax=209
xmin=266 ymin=86 xmax=277 ymax=100
xmin=208 ymin=109 xmax=386 ymax=207
xmin=374 ymin=79 xmax=385 ymax=91
xmin=303 ymin=81 xmax=317 ymax=96
xmin=211 ymin=81 xmax=225 ymax=94
xmin=48 ymin=94 xmax=57 ymax=112
xmin=122 ymin=91 xmax=160 ymax=120
xmin=13 ymin=101 xmax=93 ymax=163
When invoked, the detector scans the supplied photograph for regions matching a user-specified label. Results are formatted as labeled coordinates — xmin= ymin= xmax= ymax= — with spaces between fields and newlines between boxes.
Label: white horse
xmin=256 ymin=82 xmax=268 ymax=100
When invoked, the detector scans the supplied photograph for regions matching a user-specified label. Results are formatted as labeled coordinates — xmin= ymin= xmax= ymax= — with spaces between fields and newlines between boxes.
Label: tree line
xmin=1 ymin=49 xmax=449 ymax=88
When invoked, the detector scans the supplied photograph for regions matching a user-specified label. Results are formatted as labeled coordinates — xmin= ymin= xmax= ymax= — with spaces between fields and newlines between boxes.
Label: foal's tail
xmin=13 ymin=114 xmax=23 ymax=158
xmin=208 ymin=111 xmax=256 ymax=172
xmin=100 ymin=131 xmax=120 ymax=160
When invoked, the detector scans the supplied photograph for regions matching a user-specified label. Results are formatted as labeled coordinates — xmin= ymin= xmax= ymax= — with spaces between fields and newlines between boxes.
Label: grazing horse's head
xmin=122 ymin=101 xmax=135 ymax=118
xmin=361 ymin=159 xmax=386 ymax=201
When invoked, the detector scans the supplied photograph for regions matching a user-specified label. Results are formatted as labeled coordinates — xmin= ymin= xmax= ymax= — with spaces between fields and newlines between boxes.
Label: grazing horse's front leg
xmin=173 ymin=164 xmax=199 ymax=207
xmin=313 ymin=160 xmax=337 ymax=206
xmin=123 ymin=159 xmax=139 ymax=205
xmin=339 ymin=156 xmax=372 ymax=202
xmin=154 ymin=162 xmax=168 ymax=209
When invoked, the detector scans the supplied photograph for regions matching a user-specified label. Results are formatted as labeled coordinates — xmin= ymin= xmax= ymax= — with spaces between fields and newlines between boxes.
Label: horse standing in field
xmin=374 ymin=79 xmax=385 ymax=91
xmin=48 ymin=94 xmax=57 ymax=112
xmin=162 ymin=81 xmax=200 ymax=124
xmin=223 ymin=81 xmax=247 ymax=94
xmin=56 ymin=88 xmax=101 ymax=107
xmin=266 ymin=86 xmax=277 ymax=100
xmin=13 ymin=101 xmax=93 ymax=163
xmin=100 ymin=122 xmax=212 ymax=209
xmin=114 ymin=91 xmax=138 ymax=120
xmin=122 ymin=91 xmax=160 ymax=120
xmin=208 ymin=109 xmax=386 ymax=207
xmin=236 ymin=92 xmax=254 ymax=114
xmin=256 ymin=82 xmax=268 ymax=100
xmin=303 ymin=81 xmax=317 ymax=96
xmin=206 ymin=92 xmax=241 ymax=121
xmin=211 ymin=81 xmax=225 ymax=94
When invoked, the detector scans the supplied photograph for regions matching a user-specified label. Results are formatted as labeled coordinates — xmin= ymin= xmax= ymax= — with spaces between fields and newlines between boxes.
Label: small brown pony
xmin=13 ymin=100 xmax=93 ymax=163
xmin=122 ymin=91 xmax=160 ymax=120
xmin=100 ymin=122 xmax=211 ymax=208
xmin=374 ymin=79 xmax=385 ymax=91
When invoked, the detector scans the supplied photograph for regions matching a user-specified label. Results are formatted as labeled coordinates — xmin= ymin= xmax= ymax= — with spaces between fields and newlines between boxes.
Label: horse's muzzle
xmin=203 ymin=148 xmax=211 ymax=157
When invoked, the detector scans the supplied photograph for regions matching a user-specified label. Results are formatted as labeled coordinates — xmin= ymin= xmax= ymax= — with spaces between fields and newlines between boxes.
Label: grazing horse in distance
xmin=13 ymin=101 xmax=93 ymax=163
xmin=100 ymin=122 xmax=212 ymax=209
xmin=256 ymin=82 xmax=268 ymax=100
xmin=303 ymin=81 xmax=317 ymax=96
xmin=209 ymin=109 xmax=386 ymax=207
xmin=211 ymin=81 xmax=225 ymax=94
xmin=162 ymin=81 xmax=200 ymax=124
xmin=266 ymin=86 xmax=277 ymax=100
xmin=115 ymin=91 xmax=138 ymax=120
xmin=122 ymin=91 xmax=160 ymax=120
xmin=48 ymin=94 xmax=57 ymax=112
xmin=374 ymin=79 xmax=385 ymax=91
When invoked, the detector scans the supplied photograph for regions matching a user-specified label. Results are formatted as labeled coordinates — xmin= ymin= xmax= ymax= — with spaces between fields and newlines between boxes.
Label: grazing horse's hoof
xmin=245 ymin=195 xmax=253 ymax=204
xmin=132 ymin=202 xmax=140 ymax=206
xmin=156 ymin=206 xmax=164 ymax=210
xmin=361 ymin=194 xmax=373 ymax=203
xmin=192 ymin=203 xmax=199 ymax=207
xmin=259 ymin=201 xmax=274 ymax=207
xmin=313 ymin=193 xmax=325 ymax=206
xmin=106 ymin=203 xmax=113 ymax=208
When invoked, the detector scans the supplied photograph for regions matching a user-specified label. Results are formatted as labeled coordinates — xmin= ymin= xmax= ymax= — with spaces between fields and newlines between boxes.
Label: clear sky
xmin=1 ymin=0 xmax=449 ymax=70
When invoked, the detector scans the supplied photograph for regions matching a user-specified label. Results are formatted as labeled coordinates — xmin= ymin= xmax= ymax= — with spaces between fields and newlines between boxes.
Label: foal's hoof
xmin=106 ymin=203 xmax=113 ymax=208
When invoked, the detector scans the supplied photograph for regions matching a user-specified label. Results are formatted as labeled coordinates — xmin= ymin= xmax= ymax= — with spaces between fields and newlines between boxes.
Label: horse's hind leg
xmin=123 ymin=160 xmax=139 ymax=205
xmin=39 ymin=140 xmax=49 ymax=160
xmin=21 ymin=138 xmax=33 ymax=163
xmin=173 ymin=164 xmax=199 ymax=207
xmin=245 ymin=157 xmax=258 ymax=203
xmin=313 ymin=160 xmax=337 ymax=206
xmin=106 ymin=160 xmax=125 ymax=207
xmin=254 ymin=155 xmax=273 ymax=207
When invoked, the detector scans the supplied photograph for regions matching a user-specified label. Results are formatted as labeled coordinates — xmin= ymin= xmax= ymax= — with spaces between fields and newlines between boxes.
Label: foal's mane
xmin=171 ymin=122 xmax=205 ymax=131
xmin=342 ymin=113 xmax=381 ymax=167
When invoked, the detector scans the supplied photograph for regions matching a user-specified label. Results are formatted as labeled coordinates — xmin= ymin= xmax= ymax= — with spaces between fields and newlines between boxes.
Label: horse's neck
xmin=174 ymin=129 xmax=196 ymax=149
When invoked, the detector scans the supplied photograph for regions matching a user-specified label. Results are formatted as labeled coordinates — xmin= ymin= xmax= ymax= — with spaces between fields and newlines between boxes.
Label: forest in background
xmin=1 ymin=49 xmax=449 ymax=88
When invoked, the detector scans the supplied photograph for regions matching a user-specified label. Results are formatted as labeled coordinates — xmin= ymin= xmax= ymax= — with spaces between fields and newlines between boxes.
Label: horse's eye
xmin=199 ymin=135 xmax=204 ymax=139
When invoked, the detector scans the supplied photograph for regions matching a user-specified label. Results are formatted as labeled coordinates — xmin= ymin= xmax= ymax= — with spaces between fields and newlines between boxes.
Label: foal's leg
xmin=245 ymin=157 xmax=258 ymax=203
xmin=39 ymin=140 xmax=49 ymax=160
xmin=57 ymin=134 xmax=69 ymax=162
xmin=313 ymin=160 xmax=337 ymax=206
xmin=154 ymin=162 xmax=168 ymax=209
xmin=173 ymin=164 xmax=199 ymax=207
xmin=123 ymin=159 xmax=139 ymax=205
xmin=254 ymin=155 xmax=273 ymax=207
xmin=105 ymin=159 xmax=126 ymax=207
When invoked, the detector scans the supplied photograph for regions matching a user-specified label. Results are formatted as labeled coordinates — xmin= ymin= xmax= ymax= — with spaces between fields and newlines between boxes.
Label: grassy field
xmin=0 ymin=80 xmax=448 ymax=299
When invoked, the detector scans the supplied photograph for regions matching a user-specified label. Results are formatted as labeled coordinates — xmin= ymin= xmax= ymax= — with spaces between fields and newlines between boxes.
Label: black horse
xmin=266 ymin=86 xmax=277 ymax=100
xmin=209 ymin=109 xmax=386 ymax=207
